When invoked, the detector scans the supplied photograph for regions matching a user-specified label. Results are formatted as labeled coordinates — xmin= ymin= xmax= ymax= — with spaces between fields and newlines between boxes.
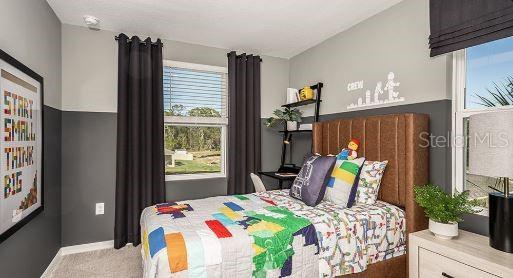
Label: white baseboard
xmin=41 ymin=249 xmax=62 ymax=278
xmin=60 ymin=240 xmax=114 ymax=255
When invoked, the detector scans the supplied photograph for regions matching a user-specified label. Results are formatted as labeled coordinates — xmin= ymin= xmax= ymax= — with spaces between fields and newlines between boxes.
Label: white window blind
xmin=163 ymin=62 xmax=228 ymax=121
xmin=163 ymin=60 xmax=228 ymax=180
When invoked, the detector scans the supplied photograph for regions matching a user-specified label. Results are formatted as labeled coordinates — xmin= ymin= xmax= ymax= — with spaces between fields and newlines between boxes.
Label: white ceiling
xmin=47 ymin=0 xmax=402 ymax=58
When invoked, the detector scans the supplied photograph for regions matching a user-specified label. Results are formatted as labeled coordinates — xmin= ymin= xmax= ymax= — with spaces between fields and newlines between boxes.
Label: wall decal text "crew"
xmin=347 ymin=72 xmax=404 ymax=110
xmin=347 ymin=80 xmax=363 ymax=91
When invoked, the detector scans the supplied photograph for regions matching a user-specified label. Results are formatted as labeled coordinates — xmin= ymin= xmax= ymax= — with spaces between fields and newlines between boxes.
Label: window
xmin=452 ymin=36 xmax=513 ymax=215
xmin=163 ymin=61 xmax=228 ymax=180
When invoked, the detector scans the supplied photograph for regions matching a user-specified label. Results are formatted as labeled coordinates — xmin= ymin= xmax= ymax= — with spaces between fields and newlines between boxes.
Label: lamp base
xmin=489 ymin=192 xmax=513 ymax=253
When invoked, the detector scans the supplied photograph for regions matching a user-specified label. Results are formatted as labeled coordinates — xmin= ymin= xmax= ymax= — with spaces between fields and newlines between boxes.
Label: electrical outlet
xmin=95 ymin=203 xmax=104 ymax=215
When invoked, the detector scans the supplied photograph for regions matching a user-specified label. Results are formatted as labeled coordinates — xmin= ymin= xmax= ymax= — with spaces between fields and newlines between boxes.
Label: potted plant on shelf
xmin=414 ymin=184 xmax=481 ymax=239
xmin=265 ymin=107 xmax=302 ymax=131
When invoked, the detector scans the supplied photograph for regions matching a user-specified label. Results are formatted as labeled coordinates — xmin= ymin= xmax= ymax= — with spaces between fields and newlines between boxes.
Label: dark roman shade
xmin=429 ymin=0 xmax=513 ymax=57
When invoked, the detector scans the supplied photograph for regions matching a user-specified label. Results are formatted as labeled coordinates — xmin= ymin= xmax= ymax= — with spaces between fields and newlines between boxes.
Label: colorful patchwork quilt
xmin=140 ymin=190 xmax=405 ymax=278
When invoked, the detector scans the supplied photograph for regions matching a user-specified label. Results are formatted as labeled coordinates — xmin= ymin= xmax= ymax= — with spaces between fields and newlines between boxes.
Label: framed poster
xmin=0 ymin=49 xmax=43 ymax=243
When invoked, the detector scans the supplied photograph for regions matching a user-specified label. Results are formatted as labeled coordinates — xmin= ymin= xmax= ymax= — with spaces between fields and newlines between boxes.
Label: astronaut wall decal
xmin=347 ymin=72 xmax=404 ymax=110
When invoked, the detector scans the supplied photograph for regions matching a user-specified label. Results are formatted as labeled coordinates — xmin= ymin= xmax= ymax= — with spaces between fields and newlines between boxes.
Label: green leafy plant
xmin=414 ymin=184 xmax=481 ymax=224
xmin=474 ymin=76 xmax=513 ymax=107
xmin=265 ymin=107 xmax=302 ymax=127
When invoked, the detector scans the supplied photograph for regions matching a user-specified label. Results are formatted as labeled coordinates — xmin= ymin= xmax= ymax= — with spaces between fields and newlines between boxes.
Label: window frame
xmin=451 ymin=49 xmax=513 ymax=216
xmin=163 ymin=60 xmax=228 ymax=181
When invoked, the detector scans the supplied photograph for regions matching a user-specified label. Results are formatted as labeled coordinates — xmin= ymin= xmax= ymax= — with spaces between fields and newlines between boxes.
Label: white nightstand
xmin=409 ymin=229 xmax=513 ymax=278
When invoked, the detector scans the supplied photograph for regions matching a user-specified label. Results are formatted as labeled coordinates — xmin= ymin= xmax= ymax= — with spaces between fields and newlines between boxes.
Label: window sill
xmin=165 ymin=173 xmax=226 ymax=182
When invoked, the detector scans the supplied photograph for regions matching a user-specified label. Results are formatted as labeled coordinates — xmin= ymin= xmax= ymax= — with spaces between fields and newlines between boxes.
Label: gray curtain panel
xmin=429 ymin=0 xmax=513 ymax=57
xmin=114 ymin=34 xmax=166 ymax=249
xmin=227 ymin=51 xmax=262 ymax=195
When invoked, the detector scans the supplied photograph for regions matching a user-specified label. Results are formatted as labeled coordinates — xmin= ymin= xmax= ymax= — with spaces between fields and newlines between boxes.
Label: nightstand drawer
xmin=418 ymin=248 xmax=498 ymax=278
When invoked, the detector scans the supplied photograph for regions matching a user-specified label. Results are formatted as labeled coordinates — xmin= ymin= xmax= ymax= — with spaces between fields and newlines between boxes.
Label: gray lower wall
xmin=61 ymin=111 xmax=227 ymax=246
xmin=62 ymin=99 xmax=488 ymax=246
xmin=61 ymin=111 xmax=116 ymax=246
xmin=0 ymin=106 xmax=62 ymax=278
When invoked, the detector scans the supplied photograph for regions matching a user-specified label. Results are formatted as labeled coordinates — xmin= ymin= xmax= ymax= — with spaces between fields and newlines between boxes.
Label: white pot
xmin=287 ymin=121 xmax=298 ymax=131
xmin=429 ymin=219 xmax=458 ymax=239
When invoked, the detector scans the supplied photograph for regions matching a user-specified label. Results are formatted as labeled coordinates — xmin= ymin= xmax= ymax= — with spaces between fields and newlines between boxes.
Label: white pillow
xmin=356 ymin=160 xmax=388 ymax=205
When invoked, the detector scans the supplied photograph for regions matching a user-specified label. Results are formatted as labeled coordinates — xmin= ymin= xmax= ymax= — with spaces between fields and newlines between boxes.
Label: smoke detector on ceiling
xmin=83 ymin=15 xmax=100 ymax=31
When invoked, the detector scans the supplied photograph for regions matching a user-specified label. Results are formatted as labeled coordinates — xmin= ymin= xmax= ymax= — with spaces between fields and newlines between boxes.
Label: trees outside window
xmin=163 ymin=61 xmax=228 ymax=180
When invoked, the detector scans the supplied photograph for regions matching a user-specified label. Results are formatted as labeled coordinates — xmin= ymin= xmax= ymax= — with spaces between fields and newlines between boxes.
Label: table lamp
xmin=469 ymin=111 xmax=513 ymax=253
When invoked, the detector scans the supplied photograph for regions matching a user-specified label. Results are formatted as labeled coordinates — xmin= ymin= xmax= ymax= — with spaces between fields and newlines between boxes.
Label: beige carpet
xmin=48 ymin=245 xmax=143 ymax=278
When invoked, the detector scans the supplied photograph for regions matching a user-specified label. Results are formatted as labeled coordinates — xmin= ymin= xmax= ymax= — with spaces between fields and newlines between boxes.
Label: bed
xmin=140 ymin=113 xmax=429 ymax=278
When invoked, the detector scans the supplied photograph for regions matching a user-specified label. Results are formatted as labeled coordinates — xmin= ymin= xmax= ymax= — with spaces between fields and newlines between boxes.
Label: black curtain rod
xmin=114 ymin=36 xmax=162 ymax=46
xmin=227 ymin=52 xmax=262 ymax=62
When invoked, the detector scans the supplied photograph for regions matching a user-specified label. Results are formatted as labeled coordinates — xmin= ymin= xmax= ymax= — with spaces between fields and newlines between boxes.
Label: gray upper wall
xmin=0 ymin=0 xmax=62 ymax=109
xmin=0 ymin=0 xmax=62 ymax=277
xmin=60 ymin=24 xmax=290 ymax=246
xmin=62 ymin=0 xmax=451 ymax=119
xmin=61 ymin=24 xmax=290 ymax=118
xmin=289 ymin=0 xmax=451 ymax=117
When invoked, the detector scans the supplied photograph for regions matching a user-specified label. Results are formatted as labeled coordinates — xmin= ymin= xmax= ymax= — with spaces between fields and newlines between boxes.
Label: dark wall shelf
xmin=279 ymin=82 xmax=322 ymax=168
xmin=278 ymin=130 xmax=312 ymax=133
xmin=260 ymin=82 xmax=323 ymax=189
xmin=282 ymin=99 xmax=321 ymax=108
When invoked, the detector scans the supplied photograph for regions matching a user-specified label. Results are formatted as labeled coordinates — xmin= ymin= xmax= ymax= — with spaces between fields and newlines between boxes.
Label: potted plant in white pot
xmin=414 ymin=184 xmax=481 ymax=239
xmin=265 ymin=107 xmax=302 ymax=131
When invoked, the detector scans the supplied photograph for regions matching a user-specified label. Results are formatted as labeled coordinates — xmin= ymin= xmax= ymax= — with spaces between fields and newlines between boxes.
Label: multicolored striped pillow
xmin=323 ymin=157 xmax=365 ymax=207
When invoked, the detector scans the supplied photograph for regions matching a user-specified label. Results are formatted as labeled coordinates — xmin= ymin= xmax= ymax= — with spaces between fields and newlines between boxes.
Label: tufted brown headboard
xmin=312 ymin=113 xmax=429 ymax=235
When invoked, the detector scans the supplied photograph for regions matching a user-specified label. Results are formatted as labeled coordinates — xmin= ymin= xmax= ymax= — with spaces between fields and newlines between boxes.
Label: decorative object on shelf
xmin=259 ymin=82 xmax=323 ymax=190
xmin=336 ymin=139 xmax=359 ymax=160
xmin=298 ymin=123 xmax=312 ymax=131
xmin=0 ymin=49 xmax=44 ymax=244
xmin=469 ymin=111 xmax=513 ymax=253
xmin=299 ymin=86 xmax=314 ymax=100
xmin=286 ymin=121 xmax=297 ymax=131
xmin=414 ymin=184 xmax=480 ymax=239
xmin=286 ymin=88 xmax=299 ymax=104
xmin=347 ymin=72 xmax=404 ymax=110
xmin=265 ymin=107 xmax=302 ymax=131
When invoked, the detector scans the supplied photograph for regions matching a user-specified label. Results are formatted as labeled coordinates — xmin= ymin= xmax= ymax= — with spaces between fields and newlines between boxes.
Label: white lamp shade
xmin=468 ymin=111 xmax=513 ymax=178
